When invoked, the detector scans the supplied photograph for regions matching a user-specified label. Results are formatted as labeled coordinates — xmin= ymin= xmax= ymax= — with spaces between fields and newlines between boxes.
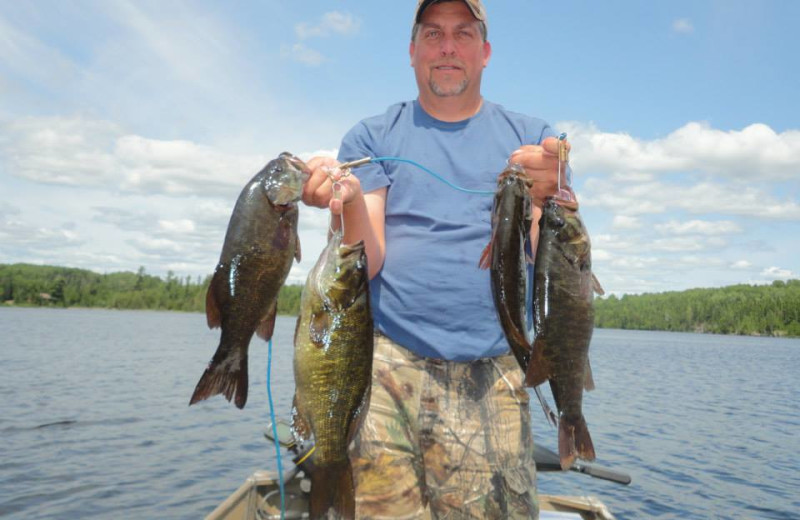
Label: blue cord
xmin=370 ymin=156 xmax=494 ymax=196
xmin=266 ymin=337 xmax=286 ymax=519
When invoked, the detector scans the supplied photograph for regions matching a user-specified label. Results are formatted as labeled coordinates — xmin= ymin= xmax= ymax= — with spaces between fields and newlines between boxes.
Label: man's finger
xmin=540 ymin=136 xmax=571 ymax=155
xmin=510 ymin=144 xmax=543 ymax=159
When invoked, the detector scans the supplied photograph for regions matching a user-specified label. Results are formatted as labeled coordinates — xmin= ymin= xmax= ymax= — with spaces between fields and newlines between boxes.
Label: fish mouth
xmin=547 ymin=189 xmax=579 ymax=212
xmin=498 ymin=164 xmax=531 ymax=188
xmin=338 ymin=240 xmax=365 ymax=257
xmin=280 ymin=152 xmax=312 ymax=182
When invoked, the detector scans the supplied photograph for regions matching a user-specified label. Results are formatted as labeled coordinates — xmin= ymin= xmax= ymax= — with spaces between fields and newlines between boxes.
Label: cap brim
xmin=415 ymin=0 xmax=483 ymax=23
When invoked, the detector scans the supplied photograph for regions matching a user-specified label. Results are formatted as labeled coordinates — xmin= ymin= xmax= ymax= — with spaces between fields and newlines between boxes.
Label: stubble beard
xmin=429 ymin=77 xmax=469 ymax=97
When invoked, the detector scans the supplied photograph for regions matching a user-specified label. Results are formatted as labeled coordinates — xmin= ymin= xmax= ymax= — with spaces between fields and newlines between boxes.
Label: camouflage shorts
xmin=350 ymin=333 xmax=538 ymax=519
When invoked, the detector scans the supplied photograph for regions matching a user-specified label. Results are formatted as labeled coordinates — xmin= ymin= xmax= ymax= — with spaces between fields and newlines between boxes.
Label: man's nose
xmin=439 ymin=35 xmax=457 ymax=55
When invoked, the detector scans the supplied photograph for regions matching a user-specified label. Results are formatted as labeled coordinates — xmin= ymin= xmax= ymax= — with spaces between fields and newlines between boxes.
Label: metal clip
xmin=324 ymin=165 xmax=353 ymax=235
xmin=337 ymin=157 xmax=372 ymax=170
xmin=556 ymin=133 xmax=573 ymax=201
xmin=558 ymin=132 xmax=569 ymax=163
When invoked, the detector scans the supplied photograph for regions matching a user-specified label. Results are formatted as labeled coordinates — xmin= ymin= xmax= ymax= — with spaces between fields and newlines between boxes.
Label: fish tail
xmin=558 ymin=414 xmax=596 ymax=470
xmin=189 ymin=350 xmax=249 ymax=409
xmin=309 ymin=460 xmax=355 ymax=520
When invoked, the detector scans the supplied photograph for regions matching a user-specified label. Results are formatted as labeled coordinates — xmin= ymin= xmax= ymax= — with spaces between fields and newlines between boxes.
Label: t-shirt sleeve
xmin=337 ymin=121 xmax=391 ymax=194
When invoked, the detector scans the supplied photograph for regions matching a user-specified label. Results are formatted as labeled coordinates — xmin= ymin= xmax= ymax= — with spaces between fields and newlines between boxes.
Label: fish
xmin=479 ymin=163 xmax=535 ymax=372
xmin=291 ymin=231 xmax=373 ymax=520
xmin=525 ymin=189 xmax=604 ymax=469
xmin=189 ymin=152 xmax=308 ymax=410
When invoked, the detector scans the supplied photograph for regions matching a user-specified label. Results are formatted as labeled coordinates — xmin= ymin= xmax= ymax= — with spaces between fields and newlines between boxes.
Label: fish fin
xmin=525 ymin=338 xmax=550 ymax=387
xmin=189 ymin=349 xmax=249 ymax=409
xmin=346 ymin=385 xmax=372 ymax=446
xmin=584 ymin=358 xmax=596 ymax=391
xmin=592 ymin=273 xmax=605 ymax=295
xmin=558 ymin=415 xmax=595 ymax=470
xmin=273 ymin=218 xmax=292 ymax=251
xmin=309 ymin=461 xmax=355 ymax=520
xmin=255 ymin=300 xmax=277 ymax=341
xmin=526 ymin=252 xmax=535 ymax=265
xmin=294 ymin=237 xmax=302 ymax=263
xmin=205 ymin=272 xmax=222 ymax=329
xmin=478 ymin=240 xmax=492 ymax=269
xmin=533 ymin=385 xmax=558 ymax=427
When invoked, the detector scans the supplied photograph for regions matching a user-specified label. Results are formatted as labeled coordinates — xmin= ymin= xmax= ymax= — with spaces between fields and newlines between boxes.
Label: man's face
xmin=410 ymin=1 xmax=491 ymax=99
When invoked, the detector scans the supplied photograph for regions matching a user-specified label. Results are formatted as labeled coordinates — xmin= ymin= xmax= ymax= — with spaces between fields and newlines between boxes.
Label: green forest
xmin=594 ymin=280 xmax=800 ymax=337
xmin=0 ymin=263 xmax=303 ymax=316
xmin=3 ymin=263 xmax=799 ymax=337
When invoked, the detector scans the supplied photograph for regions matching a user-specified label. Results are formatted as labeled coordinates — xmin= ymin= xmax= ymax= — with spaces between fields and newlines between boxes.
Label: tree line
xmin=0 ymin=263 xmax=303 ymax=315
xmin=3 ymin=263 xmax=798 ymax=337
xmin=594 ymin=280 xmax=800 ymax=337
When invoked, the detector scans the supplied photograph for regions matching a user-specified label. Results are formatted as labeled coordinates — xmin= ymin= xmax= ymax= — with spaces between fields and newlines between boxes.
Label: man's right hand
xmin=302 ymin=156 xmax=363 ymax=215
xmin=302 ymin=156 xmax=340 ymax=208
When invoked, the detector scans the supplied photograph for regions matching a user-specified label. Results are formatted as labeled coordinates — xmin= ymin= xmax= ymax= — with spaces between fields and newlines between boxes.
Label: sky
xmin=1 ymin=0 xmax=798 ymax=295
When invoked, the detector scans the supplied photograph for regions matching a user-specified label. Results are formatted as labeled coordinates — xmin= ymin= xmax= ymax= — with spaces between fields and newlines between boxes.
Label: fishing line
xmin=266 ymin=337 xmax=286 ymax=519
xmin=341 ymin=137 xmax=573 ymax=199
xmin=369 ymin=156 xmax=495 ymax=196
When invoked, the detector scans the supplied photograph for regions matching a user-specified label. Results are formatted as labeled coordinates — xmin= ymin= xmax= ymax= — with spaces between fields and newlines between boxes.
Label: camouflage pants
xmin=350 ymin=333 xmax=538 ymax=519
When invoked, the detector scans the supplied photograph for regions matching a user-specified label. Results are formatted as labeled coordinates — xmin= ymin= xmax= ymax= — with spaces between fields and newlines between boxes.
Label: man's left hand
xmin=508 ymin=136 xmax=570 ymax=206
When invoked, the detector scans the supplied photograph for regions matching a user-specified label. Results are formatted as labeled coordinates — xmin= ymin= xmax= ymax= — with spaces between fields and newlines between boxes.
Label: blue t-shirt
xmin=338 ymin=99 xmax=557 ymax=361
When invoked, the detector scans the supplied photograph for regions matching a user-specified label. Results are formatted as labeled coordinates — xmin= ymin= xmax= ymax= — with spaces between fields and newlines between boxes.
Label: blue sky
xmin=1 ymin=0 xmax=798 ymax=294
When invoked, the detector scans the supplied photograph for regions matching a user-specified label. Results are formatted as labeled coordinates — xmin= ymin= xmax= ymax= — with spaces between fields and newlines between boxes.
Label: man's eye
xmin=426 ymin=30 xmax=441 ymax=39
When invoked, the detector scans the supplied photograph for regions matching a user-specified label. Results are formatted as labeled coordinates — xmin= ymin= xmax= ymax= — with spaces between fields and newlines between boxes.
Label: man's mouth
xmin=434 ymin=64 xmax=462 ymax=71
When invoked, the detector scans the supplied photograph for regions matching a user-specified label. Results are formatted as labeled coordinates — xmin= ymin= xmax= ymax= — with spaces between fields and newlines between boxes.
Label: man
xmin=303 ymin=1 xmax=569 ymax=517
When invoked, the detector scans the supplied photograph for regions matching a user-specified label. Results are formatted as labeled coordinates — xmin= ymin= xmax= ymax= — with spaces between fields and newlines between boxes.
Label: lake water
xmin=1 ymin=307 xmax=798 ymax=519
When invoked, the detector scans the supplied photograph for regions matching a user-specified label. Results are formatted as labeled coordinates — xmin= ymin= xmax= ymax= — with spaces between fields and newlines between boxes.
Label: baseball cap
xmin=414 ymin=0 xmax=488 ymax=33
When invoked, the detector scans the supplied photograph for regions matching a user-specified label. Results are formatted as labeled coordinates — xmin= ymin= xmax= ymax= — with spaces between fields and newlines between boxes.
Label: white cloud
xmin=0 ymin=209 xmax=85 ymax=252
xmin=611 ymin=215 xmax=642 ymax=230
xmin=560 ymin=121 xmax=800 ymax=181
xmin=655 ymin=220 xmax=741 ymax=235
xmin=295 ymin=12 xmax=361 ymax=39
xmin=730 ymin=260 xmax=752 ymax=269
xmin=672 ymin=19 xmax=694 ymax=34
xmin=760 ymin=266 xmax=798 ymax=281
xmin=158 ymin=219 xmax=196 ymax=234
xmin=281 ymin=43 xmax=326 ymax=66
xmin=650 ymin=236 xmax=726 ymax=253
xmin=581 ymin=176 xmax=800 ymax=220
xmin=1 ymin=117 xmax=268 ymax=196
xmin=2 ymin=117 xmax=121 ymax=186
